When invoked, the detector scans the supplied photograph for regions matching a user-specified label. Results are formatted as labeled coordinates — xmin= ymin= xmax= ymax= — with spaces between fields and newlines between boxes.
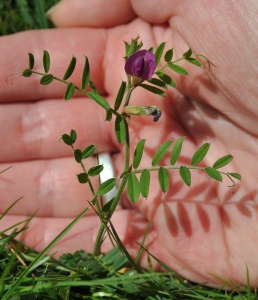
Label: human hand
xmin=0 ymin=0 xmax=257 ymax=288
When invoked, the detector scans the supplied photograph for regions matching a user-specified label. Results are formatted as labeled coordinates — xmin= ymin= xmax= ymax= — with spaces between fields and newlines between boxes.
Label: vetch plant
xmin=9 ymin=35 xmax=241 ymax=259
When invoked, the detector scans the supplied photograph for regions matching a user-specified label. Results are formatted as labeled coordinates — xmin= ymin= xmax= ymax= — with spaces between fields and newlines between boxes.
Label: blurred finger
xmin=47 ymin=0 xmax=136 ymax=28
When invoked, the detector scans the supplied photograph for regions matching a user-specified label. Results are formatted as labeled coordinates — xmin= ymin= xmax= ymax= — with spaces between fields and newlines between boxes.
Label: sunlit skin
xmin=0 ymin=0 xmax=258 ymax=288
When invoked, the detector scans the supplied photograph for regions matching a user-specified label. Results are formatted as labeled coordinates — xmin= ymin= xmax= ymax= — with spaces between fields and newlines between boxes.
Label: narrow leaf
xmin=170 ymin=137 xmax=185 ymax=165
xmin=183 ymin=48 xmax=192 ymax=58
xmin=89 ymin=79 xmax=98 ymax=93
xmin=88 ymin=92 xmax=110 ymax=110
xmin=147 ymin=78 xmax=167 ymax=89
xmin=133 ymin=139 xmax=146 ymax=169
xmin=229 ymin=172 xmax=241 ymax=181
xmin=64 ymin=82 xmax=75 ymax=100
xmin=82 ymin=56 xmax=90 ymax=89
xmin=168 ymin=63 xmax=188 ymax=75
xmin=43 ymin=50 xmax=50 ymax=73
xmin=139 ymin=84 xmax=166 ymax=98
xmin=82 ymin=145 xmax=95 ymax=159
xmin=115 ymin=114 xmax=127 ymax=144
xmin=113 ymin=256 xmax=128 ymax=271
xmin=70 ymin=129 xmax=77 ymax=143
xmin=61 ymin=134 xmax=73 ymax=145
xmin=156 ymin=71 xmax=176 ymax=87
xmin=105 ymin=109 xmax=112 ymax=121
xmin=40 ymin=74 xmax=54 ymax=85
xmin=97 ymin=178 xmax=116 ymax=196
xmin=88 ymin=165 xmax=104 ymax=177
xmin=191 ymin=143 xmax=210 ymax=166
xmin=28 ymin=53 xmax=34 ymax=70
xmin=102 ymin=247 xmax=121 ymax=264
xmin=213 ymin=155 xmax=233 ymax=169
xmin=63 ymin=56 xmax=76 ymax=80
xmin=179 ymin=166 xmax=191 ymax=186
xmin=205 ymin=167 xmax=222 ymax=181
xmin=77 ymin=173 xmax=88 ymax=184
xmin=155 ymin=42 xmax=166 ymax=66
xmin=164 ymin=49 xmax=173 ymax=62
xmin=158 ymin=167 xmax=170 ymax=192
xmin=127 ymin=173 xmax=140 ymax=203
xmin=152 ymin=140 xmax=173 ymax=167
xmin=140 ymin=169 xmax=150 ymax=198
xmin=74 ymin=149 xmax=82 ymax=163
xmin=114 ymin=81 xmax=126 ymax=111
xmin=22 ymin=69 xmax=32 ymax=77
xmin=185 ymin=58 xmax=201 ymax=67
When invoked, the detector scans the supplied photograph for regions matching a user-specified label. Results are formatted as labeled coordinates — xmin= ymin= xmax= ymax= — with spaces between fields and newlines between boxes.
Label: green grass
xmin=0 ymin=0 xmax=59 ymax=35
xmin=1 ymin=1 xmax=258 ymax=299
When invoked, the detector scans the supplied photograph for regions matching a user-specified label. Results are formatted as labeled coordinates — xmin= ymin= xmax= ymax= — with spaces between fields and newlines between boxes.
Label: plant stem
xmin=93 ymin=115 xmax=131 ymax=256
xmin=124 ymin=87 xmax=134 ymax=106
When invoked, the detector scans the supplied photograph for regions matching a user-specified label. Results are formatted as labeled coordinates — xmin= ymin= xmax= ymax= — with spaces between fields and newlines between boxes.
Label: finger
xmin=0 ymin=209 xmax=149 ymax=258
xmin=0 ymin=28 xmax=107 ymax=102
xmin=0 ymin=97 xmax=118 ymax=163
xmin=0 ymin=156 xmax=104 ymax=217
xmin=47 ymin=0 xmax=136 ymax=28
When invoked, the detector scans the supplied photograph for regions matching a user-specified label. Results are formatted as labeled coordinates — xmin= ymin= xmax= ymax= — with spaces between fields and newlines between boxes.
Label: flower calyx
xmin=122 ymin=105 xmax=161 ymax=122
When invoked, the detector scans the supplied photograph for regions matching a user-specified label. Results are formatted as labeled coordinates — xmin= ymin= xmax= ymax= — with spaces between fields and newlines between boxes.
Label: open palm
xmin=0 ymin=0 xmax=257 ymax=288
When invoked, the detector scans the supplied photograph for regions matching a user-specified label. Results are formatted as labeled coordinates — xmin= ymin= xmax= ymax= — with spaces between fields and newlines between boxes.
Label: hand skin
xmin=0 ymin=0 xmax=258 ymax=288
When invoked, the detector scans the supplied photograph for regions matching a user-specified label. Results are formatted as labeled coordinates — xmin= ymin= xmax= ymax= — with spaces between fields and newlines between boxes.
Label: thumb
xmin=47 ymin=0 xmax=136 ymax=28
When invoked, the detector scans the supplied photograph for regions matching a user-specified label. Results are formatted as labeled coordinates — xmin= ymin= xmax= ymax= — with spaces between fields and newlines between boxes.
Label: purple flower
xmin=124 ymin=50 xmax=156 ymax=80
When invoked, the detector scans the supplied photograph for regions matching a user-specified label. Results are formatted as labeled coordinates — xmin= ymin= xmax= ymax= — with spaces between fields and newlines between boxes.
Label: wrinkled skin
xmin=0 ymin=0 xmax=258 ymax=288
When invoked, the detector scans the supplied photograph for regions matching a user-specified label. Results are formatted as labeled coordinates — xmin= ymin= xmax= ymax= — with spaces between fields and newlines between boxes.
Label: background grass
xmin=0 ymin=0 xmax=59 ymax=35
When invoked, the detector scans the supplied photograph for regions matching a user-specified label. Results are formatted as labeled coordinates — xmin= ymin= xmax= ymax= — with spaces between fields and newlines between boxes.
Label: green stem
xmin=93 ymin=112 xmax=131 ymax=256
xmin=124 ymin=87 xmax=134 ymax=106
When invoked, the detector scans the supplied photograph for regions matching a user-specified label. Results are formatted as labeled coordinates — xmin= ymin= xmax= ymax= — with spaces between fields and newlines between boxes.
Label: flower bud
xmin=122 ymin=105 xmax=161 ymax=122
xmin=124 ymin=50 xmax=156 ymax=81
